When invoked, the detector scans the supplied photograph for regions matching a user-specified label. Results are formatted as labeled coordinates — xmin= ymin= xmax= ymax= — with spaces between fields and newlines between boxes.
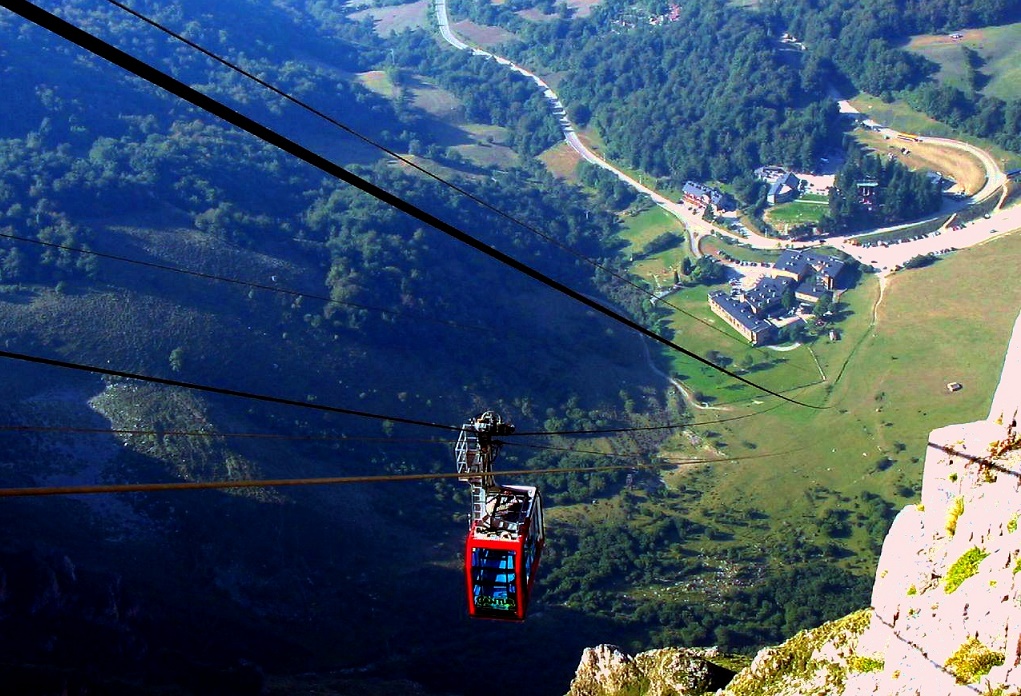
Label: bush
xmin=643 ymin=232 xmax=683 ymax=256
xmin=902 ymin=254 xmax=936 ymax=270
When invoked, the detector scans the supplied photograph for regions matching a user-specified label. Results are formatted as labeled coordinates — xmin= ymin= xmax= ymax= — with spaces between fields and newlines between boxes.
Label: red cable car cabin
xmin=464 ymin=484 xmax=544 ymax=621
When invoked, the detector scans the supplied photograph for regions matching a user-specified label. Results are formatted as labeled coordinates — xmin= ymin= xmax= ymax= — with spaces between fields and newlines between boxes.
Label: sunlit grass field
xmin=906 ymin=22 xmax=1021 ymax=103
xmin=628 ymin=228 xmax=1021 ymax=567
xmin=850 ymin=93 xmax=1021 ymax=170
xmin=764 ymin=199 xmax=829 ymax=226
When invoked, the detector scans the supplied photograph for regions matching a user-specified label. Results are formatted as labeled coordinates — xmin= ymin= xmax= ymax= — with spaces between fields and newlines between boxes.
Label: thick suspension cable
xmin=0 ymin=349 xmax=460 ymax=433
xmin=99 ymin=0 xmax=769 ymax=358
xmin=0 ymin=0 xmax=823 ymax=409
xmin=0 ymin=401 xmax=782 ymax=442
xmin=0 ymin=450 xmax=783 ymax=498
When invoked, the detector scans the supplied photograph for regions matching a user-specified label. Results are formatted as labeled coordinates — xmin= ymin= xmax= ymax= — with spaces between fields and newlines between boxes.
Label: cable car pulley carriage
xmin=455 ymin=411 xmax=544 ymax=621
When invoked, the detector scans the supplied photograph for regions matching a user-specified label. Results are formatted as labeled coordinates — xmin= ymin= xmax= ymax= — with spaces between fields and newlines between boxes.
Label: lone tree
xmin=169 ymin=347 xmax=185 ymax=373
xmin=813 ymin=292 xmax=832 ymax=317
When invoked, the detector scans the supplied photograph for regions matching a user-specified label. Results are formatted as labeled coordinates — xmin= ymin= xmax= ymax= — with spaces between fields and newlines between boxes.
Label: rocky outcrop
xmin=567 ymin=644 xmax=735 ymax=695
xmin=843 ymin=414 xmax=1021 ymax=696
xmin=567 ymin=421 xmax=1021 ymax=695
xmin=719 ymin=610 xmax=871 ymax=696
xmin=715 ymin=415 xmax=1021 ymax=696
xmin=717 ymin=417 xmax=1021 ymax=696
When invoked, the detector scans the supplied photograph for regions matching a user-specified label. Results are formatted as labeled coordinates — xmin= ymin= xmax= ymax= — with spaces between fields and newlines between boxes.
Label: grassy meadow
xmin=854 ymin=129 xmax=987 ymax=194
xmin=849 ymin=93 xmax=1021 ymax=170
xmin=699 ymin=236 xmax=782 ymax=264
xmin=644 ymin=228 xmax=1021 ymax=568
xmin=349 ymin=0 xmax=430 ymax=36
xmin=619 ymin=206 xmax=694 ymax=283
xmin=764 ymin=199 xmax=829 ymax=227
xmin=906 ymin=22 xmax=1021 ymax=102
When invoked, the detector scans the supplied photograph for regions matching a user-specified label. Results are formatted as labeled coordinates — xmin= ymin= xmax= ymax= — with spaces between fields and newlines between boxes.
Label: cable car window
xmin=471 ymin=548 xmax=517 ymax=614
xmin=523 ymin=534 xmax=536 ymax=585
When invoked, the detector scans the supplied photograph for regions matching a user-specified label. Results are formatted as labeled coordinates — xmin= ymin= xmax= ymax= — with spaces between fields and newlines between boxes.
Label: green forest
xmin=823 ymin=143 xmax=944 ymax=233
xmin=772 ymin=0 xmax=1021 ymax=151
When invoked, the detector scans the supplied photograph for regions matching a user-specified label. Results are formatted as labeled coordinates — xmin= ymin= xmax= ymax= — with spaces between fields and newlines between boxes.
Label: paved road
xmin=434 ymin=6 xmax=1020 ymax=273
xmin=433 ymin=0 xmax=719 ymax=253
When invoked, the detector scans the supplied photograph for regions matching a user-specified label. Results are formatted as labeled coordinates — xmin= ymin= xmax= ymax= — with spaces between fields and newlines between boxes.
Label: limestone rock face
xmin=845 ymin=417 xmax=1021 ymax=696
xmin=567 ymin=644 xmax=731 ymax=695
xmin=718 ymin=610 xmax=870 ymax=696
xmin=720 ymin=417 xmax=1021 ymax=696
xmin=567 ymin=417 xmax=1021 ymax=696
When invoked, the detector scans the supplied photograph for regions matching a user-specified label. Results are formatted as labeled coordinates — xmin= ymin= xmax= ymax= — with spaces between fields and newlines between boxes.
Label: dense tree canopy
xmin=769 ymin=0 xmax=1021 ymax=151
xmin=528 ymin=0 xmax=843 ymax=184
xmin=823 ymin=142 xmax=943 ymax=233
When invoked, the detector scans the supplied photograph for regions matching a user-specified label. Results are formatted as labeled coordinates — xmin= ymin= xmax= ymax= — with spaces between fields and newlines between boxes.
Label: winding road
xmin=434 ymin=0 xmax=716 ymax=246
xmin=433 ymin=0 xmax=1020 ymax=278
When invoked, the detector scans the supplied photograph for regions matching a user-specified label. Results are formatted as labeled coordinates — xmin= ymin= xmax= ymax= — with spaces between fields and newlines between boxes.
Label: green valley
xmin=1 ymin=0 xmax=1020 ymax=694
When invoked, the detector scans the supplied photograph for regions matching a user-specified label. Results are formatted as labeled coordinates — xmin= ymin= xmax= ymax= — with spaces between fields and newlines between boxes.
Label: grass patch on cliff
xmin=945 ymin=636 xmax=1004 ymax=684
xmin=945 ymin=547 xmax=988 ymax=593
xmin=946 ymin=496 xmax=965 ymax=536
xmin=847 ymin=655 xmax=884 ymax=673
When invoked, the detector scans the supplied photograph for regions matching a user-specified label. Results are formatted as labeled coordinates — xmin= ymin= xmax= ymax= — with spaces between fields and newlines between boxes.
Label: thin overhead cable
xmin=0 ymin=0 xmax=823 ymax=409
xmin=0 ymin=230 xmax=485 ymax=334
xmin=99 ymin=0 xmax=766 ymax=357
xmin=504 ymin=440 xmax=643 ymax=459
xmin=0 ymin=400 xmax=777 ymax=445
xmin=0 ymin=450 xmax=783 ymax=498
xmin=0 ymin=422 xmax=648 ymax=459
xmin=0 ymin=423 xmax=450 ymax=445
xmin=0 ymin=402 xmax=780 ymax=441
xmin=0 ymin=348 xmax=461 ymax=433
xmin=510 ymin=401 xmax=784 ymax=436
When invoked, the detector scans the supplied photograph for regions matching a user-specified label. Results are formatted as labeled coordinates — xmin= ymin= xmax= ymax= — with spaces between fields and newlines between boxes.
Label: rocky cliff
xmin=567 ymin=313 xmax=1021 ymax=695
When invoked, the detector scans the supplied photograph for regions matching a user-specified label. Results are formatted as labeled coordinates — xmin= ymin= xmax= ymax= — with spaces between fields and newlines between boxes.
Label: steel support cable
xmin=505 ymin=440 xmax=641 ymax=459
xmin=0 ymin=349 xmax=461 ymax=433
xmin=0 ymin=423 xmax=649 ymax=459
xmin=0 ymin=231 xmax=485 ymax=334
xmin=0 ymin=0 xmax=823 ymax=410
xmin=509 ymin=401 xmax=785 ymax=436
xmin=0 ymin=422 xmax=676 ymax=460
xmin=98 ymin=0 xmax=772 ymax=360
xmin=0 ymin=401 xmax=782 ymax=442
xmin=0 ymin=423 xmax=451 ymax=444
xmin=0 ymin=449 xmax=789 ymax=498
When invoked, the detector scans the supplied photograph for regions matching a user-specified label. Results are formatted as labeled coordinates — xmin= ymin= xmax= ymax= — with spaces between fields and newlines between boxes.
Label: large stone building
xmin=708 ymin=291 xmax=775 ymax=345
xmin=707 ymin=250 xmax=847 ymax=345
